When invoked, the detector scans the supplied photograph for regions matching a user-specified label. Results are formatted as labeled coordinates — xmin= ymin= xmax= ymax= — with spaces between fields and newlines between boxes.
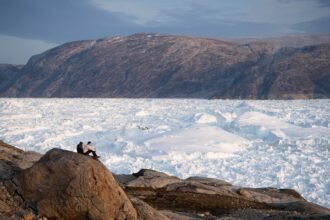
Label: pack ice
xmin=0 ymin=99 xmax=329 ymax=208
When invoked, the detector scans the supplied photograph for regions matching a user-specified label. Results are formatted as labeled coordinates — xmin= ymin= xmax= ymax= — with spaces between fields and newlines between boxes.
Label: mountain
xmin=1 ymin=33 xmax=329 ymax=99
xmin=0 ymin=64 xmax=23 ymax=94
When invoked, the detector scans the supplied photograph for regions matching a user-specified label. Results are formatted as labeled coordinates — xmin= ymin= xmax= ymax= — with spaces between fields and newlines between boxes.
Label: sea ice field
xmin=0 ymin=98 xmax=329 ymax=207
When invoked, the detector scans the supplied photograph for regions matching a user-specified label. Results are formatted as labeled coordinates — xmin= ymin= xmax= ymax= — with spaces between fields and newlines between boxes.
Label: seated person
xmin=76 ymin=141 xmax=84 ymax=154
xmin=83 ymin=141 xmax=100 ymax=158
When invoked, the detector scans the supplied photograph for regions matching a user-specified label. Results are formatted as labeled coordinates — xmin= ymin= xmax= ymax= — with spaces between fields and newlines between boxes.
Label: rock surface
xmin=118 ymin=169 xmax=330 ymax=219
xmin=0 ymin=141 xmax=41 ymax=181
xmin=129 ymin=197 xmax=169 ymax=220
xmin=127 ymin=169 xmax=182 ymax=189
xmin=14 ymin=148 xmax=137 ymax=220
xmin=0 ymin=141 xmax=42 ymax=219
xmin=1 ymin=142 xmax=330 ymax=219
xmin=1 ymin=33 xmax=329 ymax=99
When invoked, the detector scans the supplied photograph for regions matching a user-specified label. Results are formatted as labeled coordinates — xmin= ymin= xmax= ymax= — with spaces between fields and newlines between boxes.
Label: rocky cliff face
xmin=1 ymin=141 xmax=329 ymax=219
xmin=0 ymin=64 xmax=22 ymax=95
xmin=1 ymin=33 xmax=329 ymax=99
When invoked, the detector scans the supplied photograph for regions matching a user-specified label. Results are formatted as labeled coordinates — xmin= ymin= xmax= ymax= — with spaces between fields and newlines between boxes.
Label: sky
xmin=0 ymin=0 xmax=329 ymax=64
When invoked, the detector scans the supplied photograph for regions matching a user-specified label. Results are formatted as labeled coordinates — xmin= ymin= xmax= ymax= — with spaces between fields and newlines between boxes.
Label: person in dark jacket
xmin=76 ymin=141 xmax=84 ymax=154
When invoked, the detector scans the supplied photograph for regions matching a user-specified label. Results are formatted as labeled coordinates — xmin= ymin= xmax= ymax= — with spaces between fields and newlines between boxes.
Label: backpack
xmin=77 ymin=143 xmax=84 ymax=154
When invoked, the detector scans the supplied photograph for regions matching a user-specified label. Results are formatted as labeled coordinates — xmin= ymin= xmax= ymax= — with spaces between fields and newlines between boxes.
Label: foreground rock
xmin=0 ymin=142 xmax=137 ymax=219
xmin=129 ymin=197 xmax=169 ymax=220
xmin=1 ymin=142 xmax=329 ymax=219
xmin=14 ymin=149 xmax=137 ymax=220
xmin=0 ymin=140 xmax=41 ymax=181
xmin=116 ymin=169 xmax=330 ymax=219
xmin=0 ymin=141 xmax=42 ymax=219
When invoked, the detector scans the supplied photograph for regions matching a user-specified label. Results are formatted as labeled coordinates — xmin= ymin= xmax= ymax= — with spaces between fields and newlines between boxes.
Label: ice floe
xmin=0 ymin=98 xmax=329 ymax=207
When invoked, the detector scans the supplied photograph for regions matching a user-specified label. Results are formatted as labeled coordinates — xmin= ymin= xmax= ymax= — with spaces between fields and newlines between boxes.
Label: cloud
xmin=0 ymin=0 xmax=294 ymax=43
xmin=0 ymin=0 xmax=141 ymax=43
xmin=91 ymin=0 xmax=170 ymax=25
xmin=0 ymin=0 xmax=329 ymax=44
xmin=317 ymin=0 xmax=330 ymax=7
xmin=0 ymin=35 xmax=57 ymax=64
xmin=143 ymin=2 xmax=295 ymax=38
xmin=292 ymin=16 xmax=330 ymax=33
xmin=277 ymin=0 xmax=330 ymax=7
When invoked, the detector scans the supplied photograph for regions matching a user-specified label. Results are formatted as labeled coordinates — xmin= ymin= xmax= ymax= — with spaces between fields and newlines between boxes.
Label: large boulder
xmin=14 ymin=148 xmax=137 ymax=220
